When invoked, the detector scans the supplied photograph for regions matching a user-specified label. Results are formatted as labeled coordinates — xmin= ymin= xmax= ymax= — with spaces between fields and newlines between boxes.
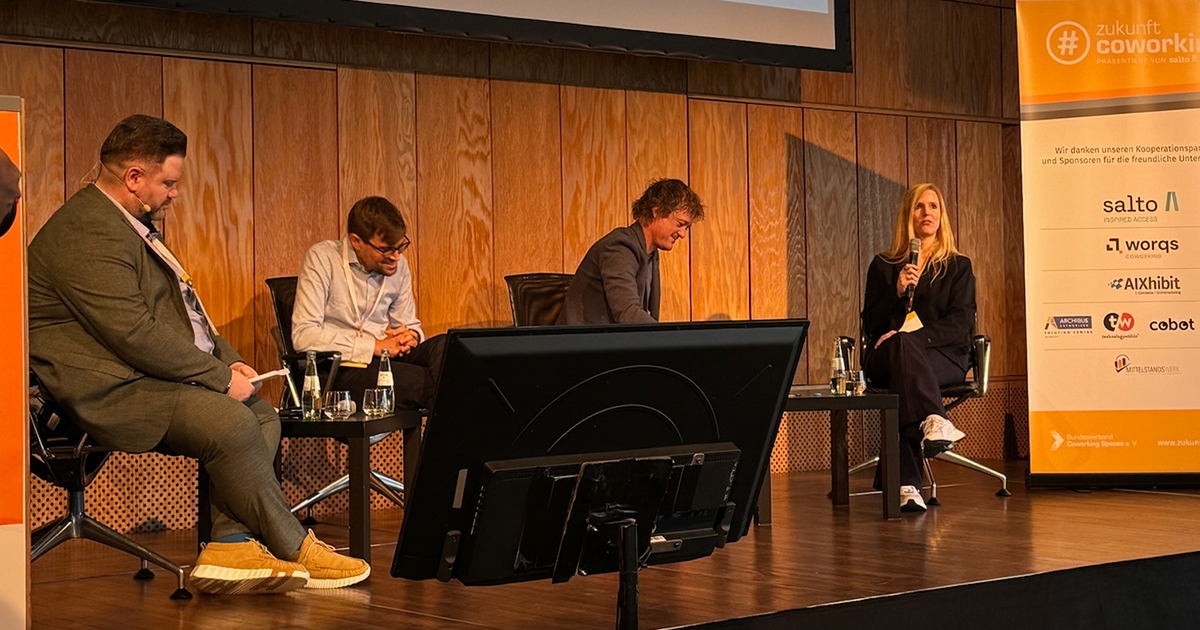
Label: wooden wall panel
xmin=688 ymin=99 xmax=749 ymax=322
xmin=492 ymin=80 xmax=562 ymax=323
xmin=561 ymin=86 xmax=627 ymax=272
xmin=12 ymin=0 xmax=251 ymax=56
xmin=688 ymin=61 xmax=801 ymax=103
xmin=162 ymin=58 xmax=255 ymax=361
xmin=907 ymin=117 xmax=958 ymax=230
xmin=956 ymin=121 xmax=1005 ymax=376
xmin=856 ymin=114 xmax=908 ymax=297
xmin=1002 ymin=124 xmax=1025 ymax=377
xmin=855 ymin=0 xmax=1001 ymax=117
xmin=64 ymin=49 xmax=162 ymax=199
xmin=747 ymin=105 xmax=806 ymax=377
xmin=627 ymin=91 xmax=689 ymax=322
xmin=800 ymin=70 xmax=855 ymax=107
xmin=0 ymin=43 xmax=64 ymax=241
xmin=1002 ymin=9 xmax=1019 ymax=121
xmin=336 ymin=68 xmax=418 ymax=302
xmin=747 ymin=104 xmax=804 ymax=321
xmin=252 ymin=65 xmax=338 ymax=384
xmin=804 ymin=109 xmax=858 ymax=384
xmin=416 ymin=75 xmax=495 ymax=333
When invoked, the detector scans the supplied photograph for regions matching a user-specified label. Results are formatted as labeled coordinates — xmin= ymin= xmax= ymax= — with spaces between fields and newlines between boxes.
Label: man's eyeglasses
xmin=364 ymin=236 xmax=411 ymax=258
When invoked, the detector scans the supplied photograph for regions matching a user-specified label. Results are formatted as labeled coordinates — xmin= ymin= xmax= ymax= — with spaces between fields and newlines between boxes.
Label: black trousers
xmin=864 ymin=332 xmax=965 ymax=487
xmin=328 ymin=334 xmax=447 ymax=410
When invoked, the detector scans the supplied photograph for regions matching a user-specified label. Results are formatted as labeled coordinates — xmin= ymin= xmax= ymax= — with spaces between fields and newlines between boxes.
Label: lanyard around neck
xmin=342 ymin=238 xmax=386 ymax=333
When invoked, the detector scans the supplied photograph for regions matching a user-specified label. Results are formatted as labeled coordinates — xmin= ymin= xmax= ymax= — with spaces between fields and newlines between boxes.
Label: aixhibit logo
xmin=1108 ymin=274 xmax=1182 ymax=295
xmin=1105 ymin=237 xmax=1179 ymax=259
xmin=1102 ymin=312 xmax=1137 ymax=340
xmin=1047 ymin=21 xmax=1090 ymax=65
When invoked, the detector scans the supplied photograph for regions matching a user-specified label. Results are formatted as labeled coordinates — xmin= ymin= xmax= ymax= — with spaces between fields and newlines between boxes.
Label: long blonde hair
xmin=882 ymin=183 xmax=960 ymax=281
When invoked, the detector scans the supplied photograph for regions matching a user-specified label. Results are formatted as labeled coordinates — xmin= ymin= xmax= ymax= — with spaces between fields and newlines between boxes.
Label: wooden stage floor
xmin=31 ymin=460 xmax=1200 ymax=629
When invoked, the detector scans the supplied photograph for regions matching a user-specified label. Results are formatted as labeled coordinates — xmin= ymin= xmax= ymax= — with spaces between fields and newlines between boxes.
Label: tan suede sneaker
xmin=190 ymin=539 xmax=310 ymax=595
xmin=294 ymin=529 xmax=371 ymax=589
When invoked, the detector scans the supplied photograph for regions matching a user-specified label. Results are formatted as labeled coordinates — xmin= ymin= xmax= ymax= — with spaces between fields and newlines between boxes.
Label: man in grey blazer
xmin=28 ymin=115 xmax=368 ymax=594
xmin=557 ymin=178 xmax=704 ymax=325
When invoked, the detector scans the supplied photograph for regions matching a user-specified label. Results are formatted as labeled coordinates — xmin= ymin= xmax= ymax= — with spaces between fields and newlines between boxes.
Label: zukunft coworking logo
xmin=1047 ymin=21 xmax=1090 ymax=65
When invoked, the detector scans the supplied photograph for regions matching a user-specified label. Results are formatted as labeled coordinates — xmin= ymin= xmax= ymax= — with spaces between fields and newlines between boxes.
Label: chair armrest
xmin=972 ymin=335 xmax=991 ymax=398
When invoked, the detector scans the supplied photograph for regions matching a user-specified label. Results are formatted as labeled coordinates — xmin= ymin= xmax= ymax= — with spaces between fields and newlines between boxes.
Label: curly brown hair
xmin=631 ymin=178 xmax=704 ymax=224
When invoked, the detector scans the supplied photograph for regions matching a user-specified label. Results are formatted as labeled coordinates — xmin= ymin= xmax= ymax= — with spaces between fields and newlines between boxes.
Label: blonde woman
xmin=861 ymin=183 xmax=976 ymax=512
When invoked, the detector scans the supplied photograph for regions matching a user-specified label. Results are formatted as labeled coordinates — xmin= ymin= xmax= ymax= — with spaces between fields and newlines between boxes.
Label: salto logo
xmin=1047 ymin=21 xmax=1090 ymax=65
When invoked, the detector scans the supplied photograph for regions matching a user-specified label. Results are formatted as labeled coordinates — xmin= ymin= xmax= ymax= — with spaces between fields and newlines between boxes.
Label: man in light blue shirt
xmin=293 ymin=196 xmax=445 ymax=408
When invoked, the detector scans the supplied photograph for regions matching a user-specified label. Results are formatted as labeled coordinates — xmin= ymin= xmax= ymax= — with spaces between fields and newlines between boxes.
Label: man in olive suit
xmin=28 ymin=115 xmax=368 ymax=594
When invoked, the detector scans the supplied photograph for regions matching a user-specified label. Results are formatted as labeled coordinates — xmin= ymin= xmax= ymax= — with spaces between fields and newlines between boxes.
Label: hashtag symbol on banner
xmin=1056 ymin=30 xmax=1079 ymax=56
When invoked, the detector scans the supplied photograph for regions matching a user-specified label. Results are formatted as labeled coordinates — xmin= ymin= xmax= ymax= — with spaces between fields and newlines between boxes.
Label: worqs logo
xmin=1106 ymin=237 xmax=1179 ymax=255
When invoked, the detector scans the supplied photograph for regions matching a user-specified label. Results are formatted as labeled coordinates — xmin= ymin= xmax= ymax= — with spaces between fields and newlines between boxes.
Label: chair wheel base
xmin=133 ymin=568 xmax=155 ymax=580
xmin=171 ymin=588 xmax=193 ymax=600
xmin=926 ymin=497 xmax=941 ymax=507
xmin=996 ymin=488 xmax=1012 ymax=497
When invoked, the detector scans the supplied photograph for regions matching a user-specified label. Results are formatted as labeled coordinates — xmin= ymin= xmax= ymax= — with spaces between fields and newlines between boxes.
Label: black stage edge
xmin=685 ymin=550 xmax=1200 ymax=630
xmin=1028 ymin=472 xmax=1200 ymax=489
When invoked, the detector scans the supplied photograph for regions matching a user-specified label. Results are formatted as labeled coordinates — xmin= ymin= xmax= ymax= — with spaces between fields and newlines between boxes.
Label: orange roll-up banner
xmin=0 ymin=97 xmax=28 ymax=627
xmin=1018 ymin=1 xmax=1200 ymax=482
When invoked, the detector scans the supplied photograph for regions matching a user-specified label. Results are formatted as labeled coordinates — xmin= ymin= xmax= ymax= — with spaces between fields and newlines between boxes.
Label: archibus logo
xmin=1047 ymin=21 xmax=1090 ymax=64
xmin=1045 ymin=315 xmax=1092 ymax=336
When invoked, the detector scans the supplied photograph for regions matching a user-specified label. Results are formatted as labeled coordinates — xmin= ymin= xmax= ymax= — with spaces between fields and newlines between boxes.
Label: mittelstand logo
xmin=1113 ymin=353 xmax=1182 ymax=375
xmin=1108 ymin=274 xmax=1182 ymax=296
xmin=1044 ymin=315 xmax=1092 ymax=336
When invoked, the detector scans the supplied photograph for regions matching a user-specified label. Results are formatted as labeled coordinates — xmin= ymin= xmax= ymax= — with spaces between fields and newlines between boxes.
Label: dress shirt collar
xmin=95 ymin=184 xmax=152 ymax=239
xmin=341 ymin=236 xmax=372 ymax=274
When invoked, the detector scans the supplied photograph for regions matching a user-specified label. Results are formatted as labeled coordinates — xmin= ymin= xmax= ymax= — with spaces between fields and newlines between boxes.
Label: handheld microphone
xmin=905 ymin=238 xmax=920 ymax=312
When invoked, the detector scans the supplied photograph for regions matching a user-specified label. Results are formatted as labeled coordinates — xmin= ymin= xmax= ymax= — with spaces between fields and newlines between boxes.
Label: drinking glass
xmin=323 ymin=390 xmax=356 ymax=420
xmin=363 ymin=388 xmax=393 ymax=418
xmin=852 ymin=370 xmax=868 ymax=396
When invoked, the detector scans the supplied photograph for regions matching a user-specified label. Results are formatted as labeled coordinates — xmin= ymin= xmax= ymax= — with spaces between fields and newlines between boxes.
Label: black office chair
xmin=29 ymin=375 xmax=191 ymax=599
xmin=844 ymin=317 xmax=1009 ymax=503
xmin=504 ymin=273 xmax=573 ymax=326
xmin=265 ymin=276 xmax=405 ymax=519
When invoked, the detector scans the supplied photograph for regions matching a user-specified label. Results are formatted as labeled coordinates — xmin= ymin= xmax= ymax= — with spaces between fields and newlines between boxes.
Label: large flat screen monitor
xmin=391 ymin=319 xmax=807 ymax=582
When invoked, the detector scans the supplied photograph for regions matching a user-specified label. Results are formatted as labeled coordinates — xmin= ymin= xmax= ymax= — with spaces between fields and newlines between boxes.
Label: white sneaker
xmin=900 ymin=485 xmax=927 ymax=512
xmin=920 ymin=414 xmax=966 ymax=457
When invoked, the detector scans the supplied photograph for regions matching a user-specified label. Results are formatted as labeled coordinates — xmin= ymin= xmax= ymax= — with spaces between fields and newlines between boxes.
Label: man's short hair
xmin=631 ymin=178 xmax=704 ymax=224
xmin=347 ymin=196 xmax=407 ymax=244
xmin=99 ymin=115 xmax=187 ymax=168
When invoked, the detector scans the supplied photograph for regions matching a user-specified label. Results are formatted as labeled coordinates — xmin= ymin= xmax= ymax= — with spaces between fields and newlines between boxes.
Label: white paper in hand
xmin=248 ymin=368 xmax=291 ymax=384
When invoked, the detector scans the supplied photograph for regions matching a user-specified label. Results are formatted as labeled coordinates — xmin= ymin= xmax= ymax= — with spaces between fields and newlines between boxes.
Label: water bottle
xmin=301 ymin=350 xmax=322 ymax=421
xmin=377 ymin=348 xmax=395 ymax=413
xmin=830 ymin=340 xmax=847 ymax=396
